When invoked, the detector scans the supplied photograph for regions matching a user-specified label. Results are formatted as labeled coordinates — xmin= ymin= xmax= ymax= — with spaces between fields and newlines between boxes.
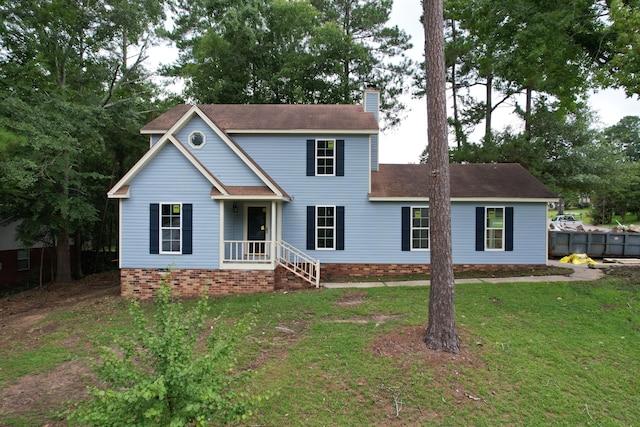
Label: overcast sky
xmin=149 ymin=2 xmax=640 ymax=165
xmin=380 ymin=2 xmax=640 ymax=164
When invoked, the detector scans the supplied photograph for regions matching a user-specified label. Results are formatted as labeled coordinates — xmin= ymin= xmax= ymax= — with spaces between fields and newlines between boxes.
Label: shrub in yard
xmin=67 ymin=279 xmax=266 ymax=426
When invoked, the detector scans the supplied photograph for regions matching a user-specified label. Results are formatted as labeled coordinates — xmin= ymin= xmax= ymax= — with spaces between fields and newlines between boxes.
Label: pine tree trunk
xmin=423 ymin=0 xmax=460 ymax=354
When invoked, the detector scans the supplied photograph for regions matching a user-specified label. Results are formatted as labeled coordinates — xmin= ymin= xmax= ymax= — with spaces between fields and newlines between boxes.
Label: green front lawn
xmin=1 ymin=272 xmax=639 ymax=426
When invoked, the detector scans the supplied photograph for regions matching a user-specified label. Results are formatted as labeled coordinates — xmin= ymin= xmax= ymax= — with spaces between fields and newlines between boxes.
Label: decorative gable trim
xmin=176 ymin=106 xmax=288 ymax=200
xmin=107 ymin=134 xmax=227 ymax=199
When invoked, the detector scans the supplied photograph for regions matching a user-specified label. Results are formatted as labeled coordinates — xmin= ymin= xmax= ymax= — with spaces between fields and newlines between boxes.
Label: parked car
xmin=550 ymin=214 xmax=583 ymax=229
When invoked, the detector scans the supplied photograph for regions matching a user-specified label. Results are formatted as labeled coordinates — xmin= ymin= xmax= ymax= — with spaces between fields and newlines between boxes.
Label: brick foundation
xmin=274 ymin=265 xmax=318 ymax=290
xmin=321 ymin=263 xmax=547 ymax=281
xmin=120 ymin=268 xmax=275 ymax=299
xmin=120 ymin=263 xmax=547 ymax=298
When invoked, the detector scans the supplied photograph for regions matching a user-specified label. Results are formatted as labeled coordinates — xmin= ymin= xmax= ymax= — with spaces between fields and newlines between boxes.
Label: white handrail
xmin=222 ymin=240 xmax=320 ymax=287
xmin=276 ymin=240 xmax=320 ymax=287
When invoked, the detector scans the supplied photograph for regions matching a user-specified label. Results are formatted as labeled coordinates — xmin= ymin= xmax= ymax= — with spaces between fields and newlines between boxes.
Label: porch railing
xmin=223 ymin=240 xmax=273 ymax=263
xmin=276 ymin=240 xmax=320 ymax=288
xmin=222 ymin=240 xmax=320 ymax=287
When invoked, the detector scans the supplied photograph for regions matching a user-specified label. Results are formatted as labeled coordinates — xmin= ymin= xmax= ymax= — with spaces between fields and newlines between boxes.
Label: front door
xmin=247 ymin=206 xmax=267 ymax=255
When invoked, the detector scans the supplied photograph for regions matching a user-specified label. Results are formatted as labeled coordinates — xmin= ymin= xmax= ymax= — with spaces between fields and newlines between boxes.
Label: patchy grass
xmin=0 ymin=270 xmax=639 ymax=426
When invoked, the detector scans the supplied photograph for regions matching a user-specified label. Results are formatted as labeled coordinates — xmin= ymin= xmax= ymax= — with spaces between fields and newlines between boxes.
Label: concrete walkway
xmin=322 ymin=260 xmax=604 ymax=289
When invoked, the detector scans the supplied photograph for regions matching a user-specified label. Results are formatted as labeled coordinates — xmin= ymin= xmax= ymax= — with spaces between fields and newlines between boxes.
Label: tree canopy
xmin=167 ymin=0 xmax=415 ymax=128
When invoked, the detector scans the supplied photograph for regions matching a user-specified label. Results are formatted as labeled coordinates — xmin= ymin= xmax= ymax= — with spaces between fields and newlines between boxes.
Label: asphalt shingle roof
xmin=370 ymin=163 xmax=557 ymax=199
xmin=141 ymin=104 xmax=378 ymax=133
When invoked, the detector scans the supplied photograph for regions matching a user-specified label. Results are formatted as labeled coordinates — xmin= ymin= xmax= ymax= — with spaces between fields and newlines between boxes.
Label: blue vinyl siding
xmin=236 ymin=134 xmax=371 ymax=263
xmin=451 ymin=202 xmax=548 ymax=264
xmin=236 ymin=134 xmax=549 ymax=265
xmin=174 ymin=116 xmax=263 ymax=186
xmin=129 ymin=121 xmax=548 ymax=270
xmin=370 ymin=134 xmax=378 ymax=171
xmin=120 ymin=143 xmax=220 ymax=269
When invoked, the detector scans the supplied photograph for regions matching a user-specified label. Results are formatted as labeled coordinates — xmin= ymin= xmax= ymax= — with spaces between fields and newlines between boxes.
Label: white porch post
xmin=271 ymin=201 xmax=277 ymax=264
xmin=219 ymin=200 xmax=225 ymax=267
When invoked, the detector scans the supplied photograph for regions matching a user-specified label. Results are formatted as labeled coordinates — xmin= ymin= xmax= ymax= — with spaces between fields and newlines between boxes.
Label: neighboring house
xmin=108 ymin=89 xmax=557 ymax=298
xmin=0 ymin=219 xmax=52 ymax=288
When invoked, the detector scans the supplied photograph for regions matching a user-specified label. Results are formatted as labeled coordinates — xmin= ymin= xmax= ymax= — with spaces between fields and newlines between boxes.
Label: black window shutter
xmin=336 ymin=139 xmax=345 ymax=176
xmin=401 ymin=207 xmax=411 ymax=251
xmin=475 ymin=206 xmax=485 ymax=252
xmin=182 ymin=204 xmax=193 ymax=254
xmin=336 ymin=206 xmax=345 ymax=250
xmin=306 ymin=139 xmax=315 ymax=176
xmin=150 ymin=203 xmax=159 ymax=254
xmin=306 ymin=206 xmax=315 ymax=250
xmin=505 ymin=207 xmax=514 ymax=251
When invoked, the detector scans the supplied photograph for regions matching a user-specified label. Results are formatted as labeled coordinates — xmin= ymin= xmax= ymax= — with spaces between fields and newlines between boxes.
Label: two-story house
xmin=108 ymin=89 xmax=556 ymax=298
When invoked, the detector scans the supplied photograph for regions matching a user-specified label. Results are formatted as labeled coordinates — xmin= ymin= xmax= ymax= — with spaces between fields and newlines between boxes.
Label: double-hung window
xmin=316 ymin=206 xmax=335 ymax=249
xmin=411 ymin=207 xmax=430 ymax=250
xmin=316 ymin=140 xmax=335 ymax=176
xmin=485 ymin=207 xmax=504 ymax=250
xmin=150 ymin=203 xmax=193 ymax=255
xmin=17 ymin=249 xmax=30 ymax=271
xmin=306 ymin=205 xmax=345 ymax=251
xmin=161 ymin=203 xmax=182 ymax=253
xmin=306 ymin=139 xmax=344 ymax=176
xmin=401 ymin=206 xmax=430 ymax=251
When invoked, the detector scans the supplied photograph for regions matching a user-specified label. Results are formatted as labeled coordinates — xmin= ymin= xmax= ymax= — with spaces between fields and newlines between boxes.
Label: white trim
xmin=368 ymin=135 xmax=372 ymax=194
xmin=107 ymin=134 xmax=227 ymax=198
xmin=410 ymin=206 xmax=430 ymax=252
xmin=206 ymin=129 xmax=378 ymax=135
xmin=369 ymin=197 xmax=430 ymax=202
xmin=219 ymin=201 xmax=225 ymax=270
xmin=186 ymin=106 xmax=285 ymax=197
xmin=118 ymin=200 xmax=123 ymax=267
xmin=484 ymin=206 xmax=505 ymax=251
xmin=315 ymin=205 xmax=336 ymax=251
xmin=188 ymin=130 xmax=206 ymax=149
xmin=452 ymin=197 xmax=558 ymax=203
xmin=315 ymin=138 xmax=336 ymax=177
xmin=219 ymin=262 xmax=275 ymax=271
xmin=159 ymin=202 xmax=183 ymax=255
xmin=369 ymin=197 xmax=556 ymax=202
xmin=213 ymin=194 xmax=290 ymax=201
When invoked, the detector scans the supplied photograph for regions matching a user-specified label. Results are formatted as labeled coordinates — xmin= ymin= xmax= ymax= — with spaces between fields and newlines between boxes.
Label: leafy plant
xmin=67 ymin=278 xmax=266 ymax=426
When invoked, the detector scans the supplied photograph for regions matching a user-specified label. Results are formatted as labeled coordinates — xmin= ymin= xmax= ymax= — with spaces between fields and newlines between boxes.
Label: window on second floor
xmin=316 ymin=139 xmax=335 ymax=176
xmin=307 ymin=139 xmax=344 ymax=177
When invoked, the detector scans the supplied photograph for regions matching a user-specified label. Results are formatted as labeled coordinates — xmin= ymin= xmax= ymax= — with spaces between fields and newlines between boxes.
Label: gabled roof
xmin=109 ymin=106 xmax=291 ymax=200
xmin=141 ymin=104 xmax=378 ymax=134
xmin=107 ymin=135 xmax=227 ymax=199
xmin=369 ymin=163 xmax=557 ymax=201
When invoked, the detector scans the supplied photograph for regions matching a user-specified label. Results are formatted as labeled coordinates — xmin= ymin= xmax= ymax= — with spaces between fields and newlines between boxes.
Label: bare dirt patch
xmin=335 ymin=289 xmax=367 ymax=307
xmin=0 ymin=360 xmax=93 ymax=420
xmin=0 ymin=272 xmax=120 ymax=425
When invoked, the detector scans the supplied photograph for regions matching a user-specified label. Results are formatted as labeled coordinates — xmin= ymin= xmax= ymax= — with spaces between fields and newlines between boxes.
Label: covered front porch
xmin=218 ymin=199 xmax=319 ymax=287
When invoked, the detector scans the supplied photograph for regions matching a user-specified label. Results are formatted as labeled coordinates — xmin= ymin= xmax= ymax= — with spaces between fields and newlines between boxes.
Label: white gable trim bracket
xmin=107 ymin=133 xmax=228 ymax=199
xmin=168 ymin=105 xmax=286 ymax=199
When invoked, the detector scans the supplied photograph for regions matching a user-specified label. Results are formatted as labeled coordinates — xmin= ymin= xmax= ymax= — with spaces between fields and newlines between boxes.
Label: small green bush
xmin=67 ymin=278 xmax=267 ymax=426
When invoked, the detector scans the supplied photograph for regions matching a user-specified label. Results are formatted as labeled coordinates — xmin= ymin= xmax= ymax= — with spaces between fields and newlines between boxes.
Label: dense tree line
xmin=420 ymin=0 xmax=640 ymax=222
xmin=0 ymin=0 xmax=638 ymax=284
